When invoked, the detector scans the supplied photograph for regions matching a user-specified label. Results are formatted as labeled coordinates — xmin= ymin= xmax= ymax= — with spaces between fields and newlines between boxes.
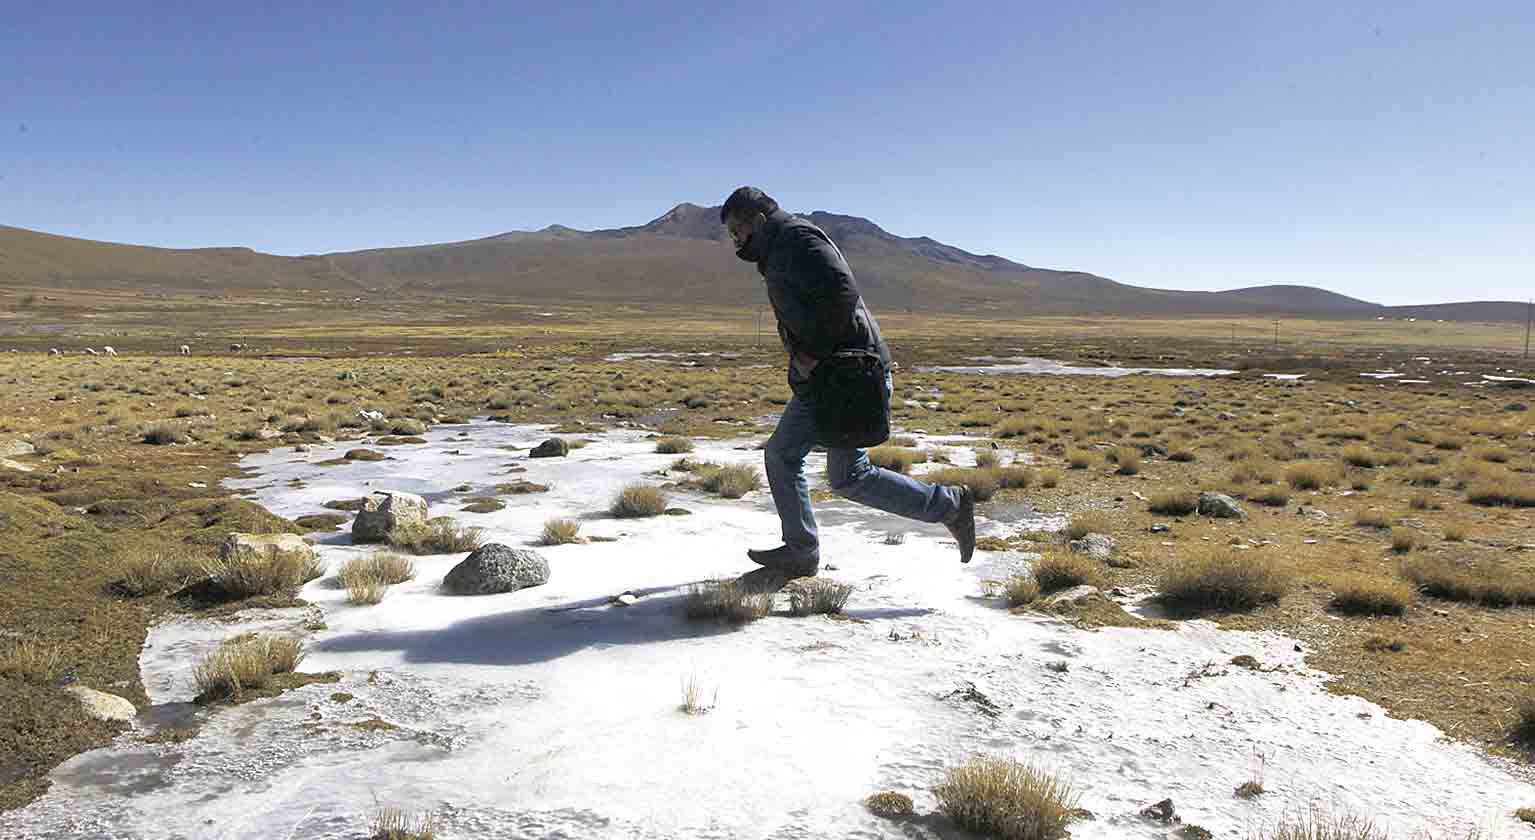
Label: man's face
xmin=725 ymin=211 xmax=762 ymax=248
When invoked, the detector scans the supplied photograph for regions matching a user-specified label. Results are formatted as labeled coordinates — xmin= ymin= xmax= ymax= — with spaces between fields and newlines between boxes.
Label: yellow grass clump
xmin=540 ymin=518 xmax=582 ymax=545
xmin=1330 ymin=573 xmax=1413 ymax=616
xmin=1158 ymin=548 xmax=1292 ymax=612
xmin=611 ymin=483 xmax=668 ymax=517
xmin=934 ymin=755 xmax=1080 ymax=840
xmin=1031 ymin=551 xmax=1106 ymax=594
xmin=192 ymin=634 xmax=304 ymax=703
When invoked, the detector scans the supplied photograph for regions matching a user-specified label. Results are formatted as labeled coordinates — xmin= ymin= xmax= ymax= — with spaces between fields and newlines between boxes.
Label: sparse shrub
xmin=958 ymin=412 xmax=997 ymax=428
xmin=1234 ymin=781 xmax=1264 ymax=799
xmin=202 ymin=547 xmax=320 ymax=599
xmin=1032 ymin=551 xmax=1106 ymax=594
xmin=1408 ymin=467 xmax=1443 ymax=487
xmin=1066 ymin=451 xmax=1092 ymax=470
xmin=994 ymin=463 xmax=1031 ymax=488
xmin=695 ymin=463 xmax=761 ymax=499
xmin=173 ymin=403 xmax=212 ymax=418
xmin=1339 ymin=445 xmax=1378 ymax=468
xmin=888 ymin=435 xmax=918 ymax=447
xmin=192 ymin=634 xmax=303 ymax=703
xmin=1063 ymin=511 xmax=1113 ymax=541
xmin=1433 ymin=435 xmax=1464 ymax=451
xmin=1255 ymin=806 xmax=1387 ymax=840
xmin=371 ymin=806 xmax=437 ymax=840
xmin=1285 ymin=462 xmax=1335 ymax=491
xmin=1442 ymin=521 xmax=1468 ymax=542
xmin=1407 ymin=492 xmax=1437 ymax=511
xmin=1005 ymin=574 xmax=1041 ymax=606
xmin=140 ymin=422 xmax=189 ymax=445
xmin=0 ymin=639 xmax=64 ymax=684
xmin=1037 ymin=469 xmax=1061 ymax=488
xmin=1517 ymin=696 xmax=1535 ymax=747
xmin=391 ymin=418 xmax=427 ymax=436
xmin=1330 ymin=574 xmax=1413 ymax=616
xmin=655 ymin=436 xmax=694 ymax=454
xmin=388 ymin=517 xmax=484 ymax=555
xmin=865 ymin=791 xmax=915 ymax=818
xmin=1389 ymin=528 xmax=1416 ymax=554
xmin=1148 ymin=490 xmax=1197 ymax=516
xmin=1353 ymin=509 xmax=1391 ymax=529
xmin=926 ymin=467 xmax=1001 ymax=502
xmin=540 ymin=518 xmax=582 ymax=545
xmin=974 ymin=448 xmax=1002 ymax=469
xmin=934 ymin=755 xmax=1079 ymax=840
xmin=995 ymin=416 xmax=1032 ymax=439
xmin=1514 ymin=806 xmax=1535 ymax=825
xmin=787 ymin=578 xmax=853 ymax=616
xmin=1249 ymin=487 xmax=1290 ymax=507
xmin=1474 ymin=447 xmax=1510 ymax=463
xmin=1158 ymin=547 xmax=1292 ymax=612
xmin=1401 ymin=556 xmax=1535 ymax=607
xmin=684 ymin=579 xmax=774 ymax=623
xmin=866 ymin=445 xmax=919 ymax=473
xmin=1169 ymin=448 xmax=1196 ymax=462
xmin=345 ymin=574 xmax=388 ymax=605
xmin=1466 ymin=479 xmax=1535 ymax=508
xmin=338 ymin=552 xmax=415 ymax=605
xmin=1110 ymin=445 xmax=1141 ymax=475
xmin=112 ymin=549 xmax=205 ymax=597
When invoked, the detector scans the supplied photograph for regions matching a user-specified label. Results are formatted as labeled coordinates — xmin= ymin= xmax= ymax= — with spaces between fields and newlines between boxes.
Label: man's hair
xmin=720 ymin=186 xmax=778 ymax=223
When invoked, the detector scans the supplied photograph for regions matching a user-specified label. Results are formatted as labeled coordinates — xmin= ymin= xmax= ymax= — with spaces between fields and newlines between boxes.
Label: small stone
xmin=663 ymin=507 xmax=693 ymax=516
xmin=65 ymin=685 xmax=137 ymax=722
xmin=1069 ymin=533 xmax=1117 ymax=561
xmin=529 ymin=438 xmax=569 ymax=458
xmin=1140 ymin=798 xmax=1177 ymax=823
xmin=1150 ymin=523 xmax=1170 ymax=533
xmin=612 ymin=592 xmax=639 ymax=607
xmin=1197 ymin=492 xmax=1246 ymax=519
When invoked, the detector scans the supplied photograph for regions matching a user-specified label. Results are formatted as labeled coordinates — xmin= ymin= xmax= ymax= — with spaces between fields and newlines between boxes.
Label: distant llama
xmin=103 ymin=346 xmax=117 ymax=357
xmin=84 ymin=347 xmax=99 ymax=356
xmin=179 ymin=344 xmax=191 ymax=356
xmin=49 ymin=348 xmax=61 ymax=357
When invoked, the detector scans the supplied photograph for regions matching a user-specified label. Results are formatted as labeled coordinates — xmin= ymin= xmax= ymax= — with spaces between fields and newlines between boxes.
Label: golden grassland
xmin=0 ymin=307 xmax=1531 ymax=811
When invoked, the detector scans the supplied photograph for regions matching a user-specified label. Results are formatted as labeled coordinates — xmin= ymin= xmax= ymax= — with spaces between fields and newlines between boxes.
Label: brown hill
xmin=0 ymin=205 xmax=1522 ymax=320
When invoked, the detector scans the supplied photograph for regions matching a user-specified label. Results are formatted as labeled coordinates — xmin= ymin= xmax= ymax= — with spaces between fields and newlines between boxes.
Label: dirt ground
xmin=0 ymin=299 xmax=1531 ymax=810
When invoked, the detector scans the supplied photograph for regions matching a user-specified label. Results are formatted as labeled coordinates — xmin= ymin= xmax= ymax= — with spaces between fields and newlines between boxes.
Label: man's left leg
xmin=826 ymin=447 xmax=976 ymax=562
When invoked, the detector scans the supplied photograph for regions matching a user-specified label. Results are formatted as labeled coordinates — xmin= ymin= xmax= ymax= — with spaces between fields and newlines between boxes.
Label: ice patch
xmin=920 ymin=356 xmax=1236 ymax=378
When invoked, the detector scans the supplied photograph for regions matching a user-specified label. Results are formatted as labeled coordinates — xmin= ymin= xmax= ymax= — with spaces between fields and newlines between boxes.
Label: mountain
xmin=0 ymin=206 xmax=1523 ymax=321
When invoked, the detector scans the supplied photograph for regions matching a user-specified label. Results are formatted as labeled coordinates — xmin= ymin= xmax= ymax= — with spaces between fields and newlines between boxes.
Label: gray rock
xmin=443 ymin=544 xmax=549 ymax=595
xmin=1140 ymin=798 xmax=1177 ymax=823
xmin=65 ymin=685 xmax=137 ymax=722
xmin=3 ymin=439 xmax=35 ymax=457
xmin=352 ymin=491 xmax=429 ymax=543
xmin=1197 ymin=492 xmax=1246 ymax=519
xmin=1069 ymin=533 xmax=1117 ymax=560
xmin=529 ymin=438 xmax=569 ymax=458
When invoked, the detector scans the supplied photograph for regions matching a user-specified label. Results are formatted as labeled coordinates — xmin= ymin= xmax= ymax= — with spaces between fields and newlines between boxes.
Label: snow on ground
xmin=5 ymin=422 xmax=1533 ymax=839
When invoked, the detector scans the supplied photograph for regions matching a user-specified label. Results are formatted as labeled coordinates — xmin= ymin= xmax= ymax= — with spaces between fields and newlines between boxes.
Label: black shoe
xmin=747 ymin=545 xmax=820 ymax=577
xmin=944 ymin=486 xmax=976 ymax=564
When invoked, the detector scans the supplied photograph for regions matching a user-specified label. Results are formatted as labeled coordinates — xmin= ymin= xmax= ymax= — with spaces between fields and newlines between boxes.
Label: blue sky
xmin=3 ymin=1 xmax=1531 ymax=305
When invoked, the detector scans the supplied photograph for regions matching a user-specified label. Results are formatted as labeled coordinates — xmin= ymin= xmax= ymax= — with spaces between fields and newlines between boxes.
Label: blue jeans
xmin=764 ymin=374 xmax=960 ymax=557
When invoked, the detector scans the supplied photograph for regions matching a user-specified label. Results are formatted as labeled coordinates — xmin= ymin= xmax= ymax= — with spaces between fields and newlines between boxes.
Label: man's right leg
xmin=757 ymin=391 xmax=821 ymax=564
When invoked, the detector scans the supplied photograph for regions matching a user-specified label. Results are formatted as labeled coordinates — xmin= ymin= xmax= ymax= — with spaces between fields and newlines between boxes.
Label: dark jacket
xmin=753 ymin=210 xmax=892 ymax=394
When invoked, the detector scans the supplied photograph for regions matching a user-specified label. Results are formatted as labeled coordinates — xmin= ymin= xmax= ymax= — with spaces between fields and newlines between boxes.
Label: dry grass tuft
xmin=654 ymin=436 xmax=694 ymax=454
xmin=696 ymin=463 xmax=762 ymax=499
xmin=1466 ymin=479 xmax=1535 ymax=508
xmin=1286 ymin=462 xmax=1337 ymax=491
xmin=0 ymin=639 xmax=65 ymax=684
xmin=1032 ymin=551 xmax=1106 ymax=594
xmin=611 ymin=483 xmax=668 ymax=517
xmin=140 ymin=422 xmax=189 ymax=445
xmin=192 ymin=634 xmax=303 ymax=703
xmin=371 ymin=805 xmax=437 ymax=840
xmin=338 ymin=552 xmax=415 ymax=605
xmin=1330 ymin=574 xmax=1413 ymax=616
xmin=1005 ymin=574 xmax=1041 ymax=606
xmin=787 ymin=578 xmax=853 ymax=616
xmin=1066 ymin=450 xmax=1093 ymax=470
xmin=1515 ymin=807 xmax=1535 ymax=825
xmin=389 ymin=517 xmax=484 ymax=555
xmin=112 ymin=550 xmax=205 ymax=597
xmin=1063 ymin=511 xmax=1113 ymax=541
xmin=540 ymin=517 xmax=582 ymax=545
xmin=974 ymin=448 xmax=1002 ymax=469
xmin=1110 ymin=445 xmax=1141 ymax=475
xmin=868 ymin=446 xmax=922 ymax=474
xmin=1513 ymin=695 xmax=1535 ymax=747
xmin=934 ymin=755 xmax=1079 ymax=840
xmin=1148 ymin=490 xmax=1198 ymax=516
xmin=1158 ymin=547 xmax=1292 ymax=612
xmin=1037 ymin=468 xmax=1061 ymax=488
xmin=1400 ymin=556 xmax=1535 ymax=607
xmin=1256 ymin=806 xmax=1387 ymax=840
xmin=1354 ymin=509 xmax=1392 ymax=529
xmin=202 ymin=548 xmax=320 ymax=599
xmin=1389 ymin=528 xmax=1417 ymax=554
xmin=1234 ymin=780 xmax=1264 ymax=799
xmin=1442 ymin=521 xmax=1469 ymax=542
xmin=1340 ymin=445 xmax=1379 ymax=468
xmin=926 ymin=466 xmax=1002 ymax=502
xmin=684 ymin=579 xmax=775 ymax=623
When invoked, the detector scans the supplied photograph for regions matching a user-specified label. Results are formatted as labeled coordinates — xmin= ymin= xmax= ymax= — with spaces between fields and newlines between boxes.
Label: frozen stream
xmin=3 ymin=421 xmax=1532 ymax=838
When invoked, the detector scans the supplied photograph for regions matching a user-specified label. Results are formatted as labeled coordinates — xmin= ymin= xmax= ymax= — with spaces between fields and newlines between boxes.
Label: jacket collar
xmin=754 ymin=209 xmax=792 ymax=275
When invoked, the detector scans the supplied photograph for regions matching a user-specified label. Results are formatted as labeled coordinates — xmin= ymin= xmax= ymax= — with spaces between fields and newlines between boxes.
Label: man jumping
xmin=721 ymin=186 xmax=976 ymax=577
